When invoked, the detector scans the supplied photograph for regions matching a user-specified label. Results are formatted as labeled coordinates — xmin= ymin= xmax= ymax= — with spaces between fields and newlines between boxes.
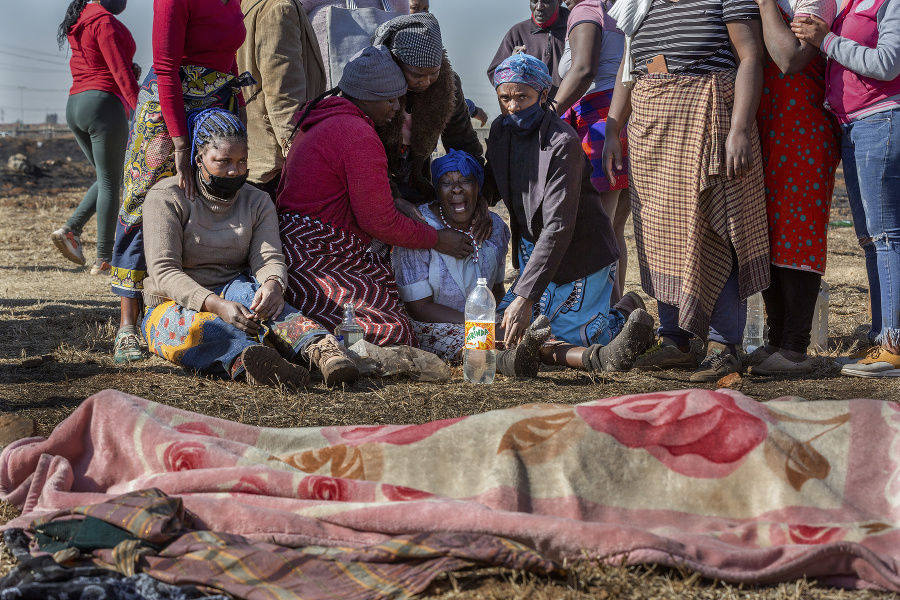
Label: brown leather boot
xmin=308 ymin=334 xmax=360 ymax=387
xmin=242 ymin=345 xmax=309 ymax=390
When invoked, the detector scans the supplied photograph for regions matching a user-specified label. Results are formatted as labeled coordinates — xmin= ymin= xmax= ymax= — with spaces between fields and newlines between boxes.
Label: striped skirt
xmin=279 ymin=215 xmax=417 ymax=347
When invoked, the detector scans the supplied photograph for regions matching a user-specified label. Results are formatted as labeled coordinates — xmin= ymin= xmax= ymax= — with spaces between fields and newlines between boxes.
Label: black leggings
xmin=761 ymin=264 xmax=821 ymax=353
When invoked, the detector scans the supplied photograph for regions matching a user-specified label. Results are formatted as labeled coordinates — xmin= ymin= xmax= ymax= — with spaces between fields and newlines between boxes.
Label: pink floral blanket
xmin=2 ymin=389 xmax=900 ymax=591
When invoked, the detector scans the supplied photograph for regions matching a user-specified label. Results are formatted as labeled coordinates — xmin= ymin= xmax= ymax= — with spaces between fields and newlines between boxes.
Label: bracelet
xmin=264 ymin=275 xmax=286 ymax=296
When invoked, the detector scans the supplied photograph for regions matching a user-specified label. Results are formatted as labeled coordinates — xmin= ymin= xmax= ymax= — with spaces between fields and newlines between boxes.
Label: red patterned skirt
xmin=755 ymin=10 xmax=841 ymax=274
xmin=279 ymin=214 xmax=417 ymax=347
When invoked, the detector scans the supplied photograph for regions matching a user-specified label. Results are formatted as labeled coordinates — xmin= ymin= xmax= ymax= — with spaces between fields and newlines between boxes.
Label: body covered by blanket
xmin=2 ymin=389 xmax=900 ymax=591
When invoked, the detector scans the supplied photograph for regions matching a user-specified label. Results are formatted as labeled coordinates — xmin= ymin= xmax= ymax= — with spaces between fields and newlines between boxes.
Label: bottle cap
xmin=477 ymin=277 xmax=487 ymax=285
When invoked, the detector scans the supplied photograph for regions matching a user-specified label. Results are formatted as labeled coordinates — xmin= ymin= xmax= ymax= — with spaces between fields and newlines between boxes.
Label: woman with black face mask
xmin=139 ymin=108 xmax=359 ymax=389
xmin=108 ymin=0 xmax=250 ymax=366
xmin=52 ymin=0 xmax=139 ymax=274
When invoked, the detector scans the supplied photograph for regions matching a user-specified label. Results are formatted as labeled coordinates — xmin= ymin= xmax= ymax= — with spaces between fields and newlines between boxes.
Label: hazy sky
xmin=0 ymin=0 xmax=528 ymax=124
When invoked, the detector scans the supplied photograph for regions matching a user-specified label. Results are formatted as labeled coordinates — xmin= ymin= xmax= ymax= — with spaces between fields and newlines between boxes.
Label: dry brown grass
xmin=1 ymin=143 xmax=899 ymax=597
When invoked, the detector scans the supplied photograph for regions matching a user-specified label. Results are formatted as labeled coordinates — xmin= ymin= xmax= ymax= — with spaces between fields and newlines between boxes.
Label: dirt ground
xmin=0 ymin=136 xmax=898 ymax=598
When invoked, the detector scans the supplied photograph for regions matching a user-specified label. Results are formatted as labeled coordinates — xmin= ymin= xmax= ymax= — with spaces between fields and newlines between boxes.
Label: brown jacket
xmin=486 ymin=107 xmax=619 ymax=302
xmin=238 ymin=0 xmax=327 ymax=184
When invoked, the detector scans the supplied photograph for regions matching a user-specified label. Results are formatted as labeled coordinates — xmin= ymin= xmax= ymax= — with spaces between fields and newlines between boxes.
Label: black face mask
xmin=99 ymin=0 xmax=127 ymax=15
xmin=198 ymin=161 xmax=248 ymax=199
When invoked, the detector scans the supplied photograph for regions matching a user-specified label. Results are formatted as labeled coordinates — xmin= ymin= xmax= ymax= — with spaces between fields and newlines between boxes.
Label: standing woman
xmin=488 ymin=54 xmax=655 ymax=371
xmin=793 ymin=0 xmax=900 ymax=376
xmin=554 ymin=0 xmax=630 ymax=302
xmin=53 ymin=0 xmax=139 ymax=274
xmin=746 ymin=0 xmax=840 ymax=375
xmin=603 ymin=0 xmax=769 ymax=382
xmin=109 ymin=0 xmax=249 ymax=364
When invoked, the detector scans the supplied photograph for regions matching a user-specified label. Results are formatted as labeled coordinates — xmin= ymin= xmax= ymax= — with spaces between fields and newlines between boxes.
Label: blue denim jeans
xmin=842 ymin=108 xmax=900 ymax=349
xmin=142 ymin=274 xmax=328 ymax=378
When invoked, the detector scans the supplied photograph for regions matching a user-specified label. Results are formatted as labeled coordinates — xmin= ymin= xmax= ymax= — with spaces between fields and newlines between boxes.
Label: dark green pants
xmin=65 ymin=90 xmax=129 ymax=261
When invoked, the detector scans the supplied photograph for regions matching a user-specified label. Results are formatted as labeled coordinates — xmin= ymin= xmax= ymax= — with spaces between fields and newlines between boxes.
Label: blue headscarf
xmin=492 ymin=53 xmax=552 ymax=93
xmin=431 ymin=149 xmax=484 ymax=191
xmin=186 ymin=107 xmax=247 ymax=158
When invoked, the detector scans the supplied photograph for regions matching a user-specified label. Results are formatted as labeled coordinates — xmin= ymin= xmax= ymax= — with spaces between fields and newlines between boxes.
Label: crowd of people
xmin=52 ymin=0 xmax=900 ymax=388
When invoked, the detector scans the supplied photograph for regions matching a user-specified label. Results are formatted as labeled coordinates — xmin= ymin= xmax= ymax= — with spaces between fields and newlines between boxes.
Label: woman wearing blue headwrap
xmin=139 ymin=107 xmax=359 ymax=388
xmin=485 ymin=53 xmax=654 ymax=372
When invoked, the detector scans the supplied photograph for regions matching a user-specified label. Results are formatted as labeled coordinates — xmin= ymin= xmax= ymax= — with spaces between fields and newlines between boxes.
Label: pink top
xmin=152 ymin=0 xmax=246 ymax=138
xmin=67 ymin=4 xmax=139 ymax=110
xmin=277 ymin=97 xmax=438 ymax=249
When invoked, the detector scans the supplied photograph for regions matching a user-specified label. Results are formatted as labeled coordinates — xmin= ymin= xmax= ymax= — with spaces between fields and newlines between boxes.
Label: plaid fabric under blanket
xmin=8 ymin=489 xmax=556 ymax=600
xmin=629 ymin=70 xmax=770 ymax=336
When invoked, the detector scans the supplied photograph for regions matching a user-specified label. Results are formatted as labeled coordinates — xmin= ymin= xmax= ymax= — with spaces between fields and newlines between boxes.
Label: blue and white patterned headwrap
xmin=492 ymin=53 xmax=552 ymax=93
xmin=431 ymin=149 xmax=484 ymax=191
xmin=187 ymin=107 xmax=247 ymax=158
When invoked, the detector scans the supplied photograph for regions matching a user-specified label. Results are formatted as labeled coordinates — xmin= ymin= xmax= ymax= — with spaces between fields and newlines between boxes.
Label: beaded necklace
xmin=437 ymin=205 xmax=479 ymax=264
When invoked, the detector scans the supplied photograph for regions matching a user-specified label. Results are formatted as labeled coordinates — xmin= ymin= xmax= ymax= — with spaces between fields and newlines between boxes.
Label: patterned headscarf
xmin=187 ymin=108 xmax=246 ymax=157
xmin=371 ymin=13 xmax=443 ymax=68
xmin=431 ymin=149 xmax=484 ymax=191
xmin=492 ymin=53 xmax=552 ymax=93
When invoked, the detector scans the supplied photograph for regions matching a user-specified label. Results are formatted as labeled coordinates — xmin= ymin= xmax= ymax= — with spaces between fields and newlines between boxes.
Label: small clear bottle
xmin=335 ymin=303 xmax=365 ymax=348
xmin=808 ymin=280 xmax=830 ymax=353
xmin=463 ymin=278 xmax=496 ymax=384
xmin=743 ymin=292 xmax=765 ymax=353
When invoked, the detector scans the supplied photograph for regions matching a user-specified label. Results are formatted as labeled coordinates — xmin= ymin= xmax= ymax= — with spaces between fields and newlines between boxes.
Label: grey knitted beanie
xmin=338 ymin=45 xmax=408 ymax=101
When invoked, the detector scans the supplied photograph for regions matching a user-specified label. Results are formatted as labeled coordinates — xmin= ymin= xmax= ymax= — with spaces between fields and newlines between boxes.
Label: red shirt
xmin=152 ymin=0 xmax=246 ymax=138
xmin=67 ymin=4 xmax=139 ymax=110
xmin=278 ymin=97 xmax=438 ymax=249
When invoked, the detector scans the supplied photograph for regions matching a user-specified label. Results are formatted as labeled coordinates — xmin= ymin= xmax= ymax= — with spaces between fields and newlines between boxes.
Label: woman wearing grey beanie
xmin=276 ymin=46 xmax=474 ymax=348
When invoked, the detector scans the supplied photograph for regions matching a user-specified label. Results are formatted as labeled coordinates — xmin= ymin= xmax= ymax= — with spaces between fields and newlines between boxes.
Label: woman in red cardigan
xmin=53 ymin=0 xmax=139 ymax=275
xmin=109 ymin=0 xmax=250 ymax=364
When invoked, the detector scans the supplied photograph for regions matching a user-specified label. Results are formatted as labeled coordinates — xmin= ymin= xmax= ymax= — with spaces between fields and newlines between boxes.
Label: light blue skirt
xmin=497 ymin=238 xmax=623 ymax=347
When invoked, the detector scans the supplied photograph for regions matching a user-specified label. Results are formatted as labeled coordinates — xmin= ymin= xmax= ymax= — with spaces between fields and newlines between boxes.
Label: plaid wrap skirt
xmin=628 ymin=69 xmax=770 ymax=337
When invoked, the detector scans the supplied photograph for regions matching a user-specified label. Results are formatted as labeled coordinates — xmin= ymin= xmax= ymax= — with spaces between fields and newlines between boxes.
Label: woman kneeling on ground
xmin=141 ymin=108 xmax=358 ymax=388
xmin=277 ymin=46 xmax=472 ymax=347
xmin=485 ymin=54 xmax=655 ymax=371
xmin=394 ymin=149 xmax=649 ymax=376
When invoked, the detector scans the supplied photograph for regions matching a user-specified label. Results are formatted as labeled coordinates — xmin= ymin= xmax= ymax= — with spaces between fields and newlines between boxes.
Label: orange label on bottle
xmin=464 ymin=320 xmax=495 ymax=350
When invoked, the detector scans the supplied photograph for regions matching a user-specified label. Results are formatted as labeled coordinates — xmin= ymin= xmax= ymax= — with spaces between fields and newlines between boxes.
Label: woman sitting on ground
xmin=277 ymin=46 xmax=473 ymax=348
xmin=393 ymin=150 xmax=646 ymax=376
xmin=486 ymin=54 xmax=655 ymax=371
xmin=141 ymin=108 xmax=358 ymax=388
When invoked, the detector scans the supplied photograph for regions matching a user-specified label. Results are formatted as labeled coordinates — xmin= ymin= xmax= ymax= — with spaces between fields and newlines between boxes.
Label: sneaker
xmin=835 ymin=346 xmax=873 ymax=366
xmin=632 ymin=336 xmax=698 ymax=371
xmin=841 ymin=346 xmax=900 ymax=378
xmin=308 ymin=334 xmax=359 ymax=387
xmin=51 ymin=227 xmax=86 ymax=266
xmin=690 ymin=341 xmax=741 ymax=383
xmin=744 ymin=345 xmax=774 ymax=367
xmin=584 ymin=308 xmax=655 ymax=372
xmin=497 ymin=315 xmax=551 ymax=377
xmin=242 ymin=344 xmax=309 ymax=389
xmin=749 ymin=352 xmax=814 ymax=376
xmin=612 ymin=291 xmax=646 ymax=320
xmin=90 ymin=259 xmax=112 ymax=275
xmin=113 ymin=329 xmax=144 ymax=364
